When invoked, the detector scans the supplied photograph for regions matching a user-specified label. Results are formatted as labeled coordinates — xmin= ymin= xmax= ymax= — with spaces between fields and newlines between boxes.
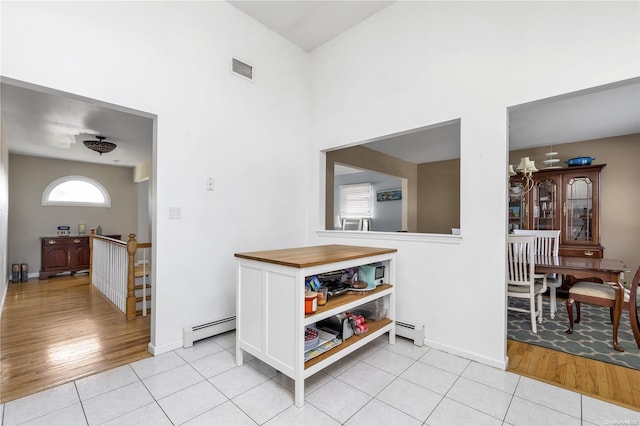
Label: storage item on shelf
xmin=317 ymin=286 xmax=328 ymax=306
xmin=305 ymin=275 xmax=321 ymax=291
xmin=304 ymin=327 xmax=320 ymax=350
xmin=351 ymin=298 xmax=388 ymax=321
xmin=316 ymin=313 xmax=354 ymax=341
xmin=304 ymin=291 xmax=318 ymax=314
xmin=566 ymin=156 xmax=595 ymax=167
xmin=346 ymin=312 xmax=368 ymax=335
xmin=359 ymin=263 xmax=386 ymax=287
xmin=304 ymin=336 xmax=342 ymax=362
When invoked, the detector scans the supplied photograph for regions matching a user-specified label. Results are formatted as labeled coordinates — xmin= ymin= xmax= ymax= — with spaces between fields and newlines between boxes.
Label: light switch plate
xmin=169 ymin=206 xmax=182 ymax=219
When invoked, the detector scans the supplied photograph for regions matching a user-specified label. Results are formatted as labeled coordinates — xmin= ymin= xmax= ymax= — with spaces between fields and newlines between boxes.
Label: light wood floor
xmin=1 ymin=275 xmax=151 ymax=403
xmin=2 ymin=277 xmax=639 ymax=411
xmin=507 ymin=339 xmax=640 ymax=411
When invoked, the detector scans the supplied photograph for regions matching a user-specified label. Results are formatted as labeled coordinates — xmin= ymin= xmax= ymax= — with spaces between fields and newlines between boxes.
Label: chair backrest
xmin=342 ymin=218 xmax=362 ymax=231
xmin=630 ymin=263 xmax=640 ymax=308
xmin=507 ymin=234 xmax=536 ymax=286
xmin=513 ymin=229 xmax=560 ymax=257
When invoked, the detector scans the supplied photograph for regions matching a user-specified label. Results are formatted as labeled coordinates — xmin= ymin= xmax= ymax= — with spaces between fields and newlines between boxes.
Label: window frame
xmin=42 ymin=175 xmax=112 ymax=207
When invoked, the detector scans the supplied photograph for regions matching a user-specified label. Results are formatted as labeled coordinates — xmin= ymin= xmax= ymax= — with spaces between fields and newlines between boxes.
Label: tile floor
xmin=2 ymin=332 xmax=638 ymax=425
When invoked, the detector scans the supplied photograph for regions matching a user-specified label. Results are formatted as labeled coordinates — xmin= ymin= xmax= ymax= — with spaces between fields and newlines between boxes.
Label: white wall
xmin=134 ymin=160 xmax=152 ymax=245
xmin=137 ymin=180 xmax=150 ymax=244
xmin=1 ymin=1 xmax=310 ymax=353
xmin=2 ymin=1 xmax=638 ymax=368
xmin=308 ymin=1 xmax=640 ymax=367
xmin=0 ymin=114 xmax=9 ymax=314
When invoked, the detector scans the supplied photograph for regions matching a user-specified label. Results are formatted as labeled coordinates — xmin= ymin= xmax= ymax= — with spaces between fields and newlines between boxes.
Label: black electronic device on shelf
xmin=323 ymin=280 xmax=350 ymax=298
xmin=318 ymin=268 xmax=373 ymax=298
xmin=317 ymin=270 xmax=348 ymax=299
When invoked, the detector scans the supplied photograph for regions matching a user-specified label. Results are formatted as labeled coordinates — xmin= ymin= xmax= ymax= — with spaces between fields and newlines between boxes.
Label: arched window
xmin=42 ymin=176 xmax=111 ymax=207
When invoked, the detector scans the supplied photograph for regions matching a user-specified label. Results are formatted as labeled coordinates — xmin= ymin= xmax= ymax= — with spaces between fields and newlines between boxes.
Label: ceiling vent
xmin=231 ymin=58 xmax=253 ymax=81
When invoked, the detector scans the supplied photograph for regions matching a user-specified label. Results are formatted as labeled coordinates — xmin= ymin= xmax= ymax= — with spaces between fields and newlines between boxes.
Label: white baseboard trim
xmin=423 ymin=338 xmax=508 ymax=370
xmin=148 ymin=339 xmax=183 ymax=356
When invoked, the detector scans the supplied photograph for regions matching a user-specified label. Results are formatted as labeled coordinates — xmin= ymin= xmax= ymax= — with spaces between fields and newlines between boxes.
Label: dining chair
xmin=566 ymin=264 xmax=640 ymax=350
xmin=507 ymin=234 xmax=548 ymax=333
xmin=513 ymin=229 xmax=561 ymax=318
xmin=341 ymin=218 xmax=362 ymax=231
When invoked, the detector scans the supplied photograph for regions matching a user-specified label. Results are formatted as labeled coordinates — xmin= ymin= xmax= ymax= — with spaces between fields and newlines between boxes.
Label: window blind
xmin=339 ymin=183 xmax=372 ymax=218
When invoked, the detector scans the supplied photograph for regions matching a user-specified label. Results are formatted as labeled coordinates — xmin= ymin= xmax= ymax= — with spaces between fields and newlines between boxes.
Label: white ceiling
xmin=359 ymin=78 xmax=640 ymax=165
xmin=228 ymin=1 xmax=395 ymax=52
xmin=230 ymin=1 xmax=640 ymax=164
xmin=1 ymin=79 xmax=154 ymax=168
xmin=2 ymin=1 xmax=638 ymax=169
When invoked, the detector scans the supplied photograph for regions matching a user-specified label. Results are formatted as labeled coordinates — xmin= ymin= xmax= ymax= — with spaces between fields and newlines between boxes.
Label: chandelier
xmin=83 ymin=136 xmax=117 ymax=155
xmin=508 ymin=157 xmax=538 ymax=193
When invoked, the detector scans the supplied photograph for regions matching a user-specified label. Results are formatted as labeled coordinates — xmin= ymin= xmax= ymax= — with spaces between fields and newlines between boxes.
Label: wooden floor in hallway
xmin=1 ymin=275 xmax=151 ymax=403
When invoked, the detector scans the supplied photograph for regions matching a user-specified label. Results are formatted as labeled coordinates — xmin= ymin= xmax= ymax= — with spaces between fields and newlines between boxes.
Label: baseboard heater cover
xmin=396 ymin=320 xmax=425 ymax=346
xmin=182 ymin=316 xmax=236 ymax=348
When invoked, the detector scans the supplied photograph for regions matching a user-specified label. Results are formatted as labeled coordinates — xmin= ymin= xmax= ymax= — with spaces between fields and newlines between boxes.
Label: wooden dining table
xmin=535 ymin=256 xmax=629 ymax=351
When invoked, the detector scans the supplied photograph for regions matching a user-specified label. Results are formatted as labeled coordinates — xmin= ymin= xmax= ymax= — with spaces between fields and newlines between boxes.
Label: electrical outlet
xmin=206 ymin=177 xmax=214 ymax=191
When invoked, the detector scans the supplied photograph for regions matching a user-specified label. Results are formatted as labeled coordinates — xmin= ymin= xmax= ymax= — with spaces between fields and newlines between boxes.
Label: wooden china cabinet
xmin=509 ymin=164 xmax=606 ymax=290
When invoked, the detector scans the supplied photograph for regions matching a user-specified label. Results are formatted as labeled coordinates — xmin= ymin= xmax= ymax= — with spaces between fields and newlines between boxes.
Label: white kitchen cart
xmin=235 ymin=244 xmax=397 ymax=407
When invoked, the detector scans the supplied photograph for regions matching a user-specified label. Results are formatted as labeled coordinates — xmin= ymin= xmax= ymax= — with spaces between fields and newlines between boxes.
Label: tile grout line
xmin=501 ymin=375 xmax=521 ymax=424
xmin=72 ymin=381 xmax=90 ymax=426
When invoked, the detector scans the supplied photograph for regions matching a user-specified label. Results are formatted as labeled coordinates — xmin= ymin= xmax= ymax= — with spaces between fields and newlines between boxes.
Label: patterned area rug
xmin=508 ymin=297 xmax=640 ymax=371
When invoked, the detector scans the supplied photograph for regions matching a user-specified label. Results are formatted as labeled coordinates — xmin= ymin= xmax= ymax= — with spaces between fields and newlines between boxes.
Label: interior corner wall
xmin=1 ymin=2 xmax=310 ymax=352
xmin=133 ymin=160 xmax=152 ymax=183
xmin=417 ymin=159 xmax=460 ymax=234
xmin=137 ymin=180 xmax=150 ymax=244
xmin=133 ymin=160 xmax=152 ymax=244
xmin=308 ymin=1 xmax=640 ymax=367
xmin=0 ymin=114 xmax=9 ymax=314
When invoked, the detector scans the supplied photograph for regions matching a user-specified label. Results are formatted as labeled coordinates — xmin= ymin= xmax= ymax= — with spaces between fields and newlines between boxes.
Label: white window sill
xmin=316 ymin=230 xmax=462 ymax=244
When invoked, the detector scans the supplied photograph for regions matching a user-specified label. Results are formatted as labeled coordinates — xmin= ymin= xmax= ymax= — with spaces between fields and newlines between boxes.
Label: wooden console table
xmin=40 ymin=235 xmax=121 ymax=279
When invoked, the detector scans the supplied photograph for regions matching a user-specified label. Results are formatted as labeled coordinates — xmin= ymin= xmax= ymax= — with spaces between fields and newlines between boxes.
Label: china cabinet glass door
xmin=508 ymin=182 xmax=526 ymax=232
xmin=533 ymin=178 xmax=558 ymax=230
xmin=565 ymin=176 xmax=594 ymax=243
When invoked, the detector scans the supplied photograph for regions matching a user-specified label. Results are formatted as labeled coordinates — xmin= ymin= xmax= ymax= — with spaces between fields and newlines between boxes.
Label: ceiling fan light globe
xmin=83 ymin=136 xmax=117 ymax=155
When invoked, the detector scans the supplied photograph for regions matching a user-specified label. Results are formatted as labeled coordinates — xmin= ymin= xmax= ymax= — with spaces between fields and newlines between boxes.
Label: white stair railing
xmin=90 ymin=230 xmax=152 ymax=320
xmin=135 ymin=244 xmax=152 ymax=317
xmin=91 ymin=234 xmax=128 ymax=314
